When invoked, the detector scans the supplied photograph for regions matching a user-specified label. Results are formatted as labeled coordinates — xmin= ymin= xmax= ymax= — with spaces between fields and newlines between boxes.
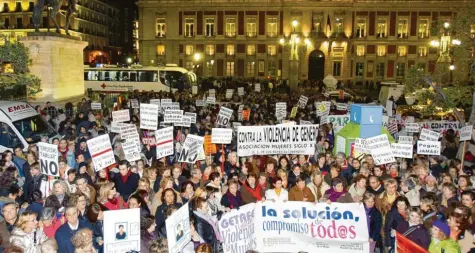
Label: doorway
xmin=308 ymin=50 xmax=325 ymax=81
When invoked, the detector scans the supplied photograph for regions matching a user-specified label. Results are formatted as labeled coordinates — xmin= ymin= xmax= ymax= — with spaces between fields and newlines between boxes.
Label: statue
xmin=33 ymin=0 xmax=77 ymax=35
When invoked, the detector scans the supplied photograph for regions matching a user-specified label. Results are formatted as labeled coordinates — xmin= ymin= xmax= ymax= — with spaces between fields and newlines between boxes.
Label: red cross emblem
xmin=101 ymin=83 xmax=107 ymax=89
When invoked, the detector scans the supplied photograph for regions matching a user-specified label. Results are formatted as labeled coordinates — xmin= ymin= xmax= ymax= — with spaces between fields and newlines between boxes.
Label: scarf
xmin=193 ymin=210 xmax=223 ymax=242
xmin=324 ymin=188 xmax=347 ymax=202
xmin=243 ymin=183 xmax=262 ymax=201
xmin=121 ymin=170 xmax=131 ymax=183
xmin=225 ymin=191 xmax=241 ymax=209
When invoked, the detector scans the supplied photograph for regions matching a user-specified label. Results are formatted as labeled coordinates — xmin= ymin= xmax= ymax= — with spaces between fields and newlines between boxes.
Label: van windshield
xmin=12 ymin=115 xmax=58 ymax=142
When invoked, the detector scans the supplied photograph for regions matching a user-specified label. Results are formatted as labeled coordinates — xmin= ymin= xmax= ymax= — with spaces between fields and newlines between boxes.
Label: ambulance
xmin=0 ymin=101 xmax=59 ymax=152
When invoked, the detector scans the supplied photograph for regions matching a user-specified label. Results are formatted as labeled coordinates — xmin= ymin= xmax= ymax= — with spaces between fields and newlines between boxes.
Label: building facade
xmin=0 ymin=0 xmax=121 ymax=63
xmin=137 ymin=0 xmax=467 ymax=84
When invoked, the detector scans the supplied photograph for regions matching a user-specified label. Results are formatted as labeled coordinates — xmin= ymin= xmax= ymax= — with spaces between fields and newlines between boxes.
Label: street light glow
xmin=193 ymin=53 xmax=201 ymax=61
xmin=292 ymin=20 xmax=299 ymax=28
xmin=210 ymin=60 xmax=214 ymax=65
xmin=304 ymin=38 xmax=311 ymax=45
xmin=295 ymin=36 xmax=300 ymax=44
xmin=430 ymin=40 xmax=440 ymax=47
xmin=279 ymin=38 xmax=285 ymax=45
xmin=127 ymin=58 xmax=132 ymax=64
xmin=444 ymin=22 xmax=450 ymax=28
xmin=452 ymin=39 xmax=461 ymax=45
xmin=449 ymin=65 xmax=455 ymax=70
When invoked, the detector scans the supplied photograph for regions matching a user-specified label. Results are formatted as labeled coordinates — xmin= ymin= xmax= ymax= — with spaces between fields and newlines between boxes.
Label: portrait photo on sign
xmin=115 ymin=222 xmax=128 ymax=240
xmin=175 ymin=221 xmax=184 ymax=242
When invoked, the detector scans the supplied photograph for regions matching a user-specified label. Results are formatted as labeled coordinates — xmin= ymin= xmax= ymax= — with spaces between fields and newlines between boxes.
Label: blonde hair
xmin=71 ymin=228 xmax=93 ymax=252
xmin=16 ymin=211 xmax=37 ymax=231
xmin=98 ymin=182 xmax=115 ymax=203
xmin=41 ymin=239 xmax=58 ymax=253
xmin=193 ymin=187 xmax=206 ymax=198
xmin=159 ymin=176 xmax=173 ymax=190
xmin=277 ymin=169 xmax=287 ymax=179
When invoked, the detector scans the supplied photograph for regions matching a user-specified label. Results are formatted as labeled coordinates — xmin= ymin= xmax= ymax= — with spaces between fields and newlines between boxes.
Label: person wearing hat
xmin=428 ymin=220 xmax=461 ymax=253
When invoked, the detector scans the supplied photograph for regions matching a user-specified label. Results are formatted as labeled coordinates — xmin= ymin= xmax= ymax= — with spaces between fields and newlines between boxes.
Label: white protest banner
xmin=112 ymin=109 xmax=130 ymax=122
xmin=139 ymin=103 xmax=159 ymax=130
xmin=418 ymin=121 xmax=463 ymax=133
xmin=371 ymin=147 xmax=396 ymax=165
xmin=130 ymin=99 xmax=139 ymax=109
xmin=87 ymin=134 xmax=115 ymax=171
xmin=166 ymin=203 xmax=191 ymax=253
xmin=237 ymin=125 xmax=318 ymax=156
xmin=254 ymin=201 xmax=369 ymax=253
xmin=182 ymin=115 xmax=192 ymax=127
xmin=150 ymin=99 xmax=161 ymax=106
xmin=405 ymin=123 xmax=420 ymax=133
xmin=217 ymin=107 xmax=233 ymax=127
xmin=196 ymin=100 xmax=205 ymax=107
xmin=206 ymin=96 xmax=216 ymax=105
xmin=160 ymin=100 xmax=173 ymax=113
xmin=366 ymin=134 xmax=390 ymax=149
xmin=275 ymin=102 xmax=287 ymax=120
xmin=38 ymin=142 xmax=59 ymax=176
xmin=328 ymin=114 xmax=350 ymax=133
xmin=171 ymin=102 xmax=180 ymax=110
xmin=298 ymin=95 xmax=308 ymax=109
xmin=226 ymin=89 xmax=234 ymax=99
xmin=192 ymin=86 xmax=198 ymax=95
xmin=209 ymin=89 xmax=216 ymax=97
xmin=212 ymin=128 xmax=233 ymax=144
xmin=460 ymin=125 xmax=473 ymax=141
xmin=119 ymin=123 xmax=140 ymax=150
xmin=91 ymin=102 xmax=102 ymax=110
xmin=104 ymin=208 xmax=141 ymax=253
xmin=419 ymin=128 xmax=440 ymax=142
xmin=155 ymin=126 xmax=174 ymax=159
xmin=218 ymin=203 xmax=256 ymax=253
xmin=255 ymin=83 xmax=261 ymax=92
xmin=178 ymin=134 xmax=204 ymax=163
xmin=391 ymin=143 xmax=413 ymax=159
xmin=164 ymin=110 xmax=183 ymax=124
xmin=238 ymin=87 xmax=244 ymax=96
xmin=354 ymin=138 xmax=370 ymax=154
xmin=417 ymin=141 xmax=441 ymax=155
xmin=320 ymin=115 xmax=329 ymax=125
xmin=398 ymin=136 xmax=413 ymax=145
xmin=110 ymin=121 xmax=125 ymax=133
xmin=336 ymin=103 xmax=348 ymax=111
xmin=122 ymin=140 xmax=141 ymax=162
xmin=184 ymin=112 xmax=197 ymax=124
xmin=300 ymin=120 xmax=312 ymax=125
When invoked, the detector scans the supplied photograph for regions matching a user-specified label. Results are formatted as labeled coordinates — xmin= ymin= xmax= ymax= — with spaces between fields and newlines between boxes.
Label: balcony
xmin=246 ymin=32 xmax=256 ymax=38
xmin=225 ymin=32 xmax=236 ymax=38
xmin=267 ymin=32 xmax=278 ymax=38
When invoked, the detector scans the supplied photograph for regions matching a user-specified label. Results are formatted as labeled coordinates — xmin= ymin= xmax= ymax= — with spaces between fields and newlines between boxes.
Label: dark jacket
xmin=367 ymin=207 xmax=383 ymax=242
xmin=220 ymin=191 xmax=244 ymax=209
xmin=25 ymin=201 xmax=44 ymax=220
xmin=155 ymin=202 xmax=182 ymax=238
xmin=396 ymin=221 xmax=431 ymax=249
xmin=193 ymin=212 xmax=220 ymax=253
xmin=384 ymin=207 xmax=406 ymax=247
xmin=113 ymin=172 xmax=140 ymax=200
xmin=91 ymin=220 xmax=103 ymax=253
xmin=24 ymin=174 xmax=47 ymax=204
xmin=55 ymin=220 xmax=92 ymax=253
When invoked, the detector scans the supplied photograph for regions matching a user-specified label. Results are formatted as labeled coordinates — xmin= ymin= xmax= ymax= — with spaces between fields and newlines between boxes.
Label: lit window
xmin=377 ymin=45 xmax=386 ymax=56
xmin=226 ymin=18 xmax=236 ymax=37
xmin=356 ymin=45 xmax=365 ymax=56
xmin=396 ymin=63 xmax=405 ymax=77
xmin=377 ymin=19 xmax=387 ymax=38
xmin=226 ymin=62 xmax=234 ymax=76
xmin=205 ymin=18 xmax=215 ymax=37
xmin=185 ymin=45 xmax=194 ymax=56
xmin=355 ymin=62 xmax=364 ymax=77
xmin=185 ymin=18 xmax=194 ymax=37
xmin=226 ymin=44 xmax=235 ymax=55
xmin=356 ymin=19 xmax=366 ymax=38
xmin=333 ymin=61 xmax=342 ymax=77
xmin=398 ymin=46 xmax=407 ymax=56
xmin=416 ymin=63 xmax=426 ymax=72
xmin=247 ymin=18 xmax=257 ymax=37
xmin=156 ymin=18 xmax=166 ymax=37
xmin=418 ymin=19 xmax=429 ymax=38
xmin=268 ymin=45 xmax=277 ymax=56
xmin=376 ymin=62 xmax=385 ymax=78
xmin=418 ymin=46 xmax=427 ymax=57
xmin=267 ymin=17 xmax=278 ymax=37
xmin=157 ymin=45 xmax=165 ymax=55
xmin=397 ymin=19 xmax=408 ymax=38
xmin=205 ymin=45 xmax=215 ymax=55
xmin=247 ymin=61 xmax=255 ymax=76
xmin=247 ymin=45 xmax=255 ymax=55
xmin=313 ymin=16 xmax=322 ymax=33
xmin=334 ymin=18 xmax=343 ymax=34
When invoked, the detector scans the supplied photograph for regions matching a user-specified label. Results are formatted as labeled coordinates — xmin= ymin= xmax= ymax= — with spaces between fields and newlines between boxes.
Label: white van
xmin=0 ymin=101 xmax=59 ymax=152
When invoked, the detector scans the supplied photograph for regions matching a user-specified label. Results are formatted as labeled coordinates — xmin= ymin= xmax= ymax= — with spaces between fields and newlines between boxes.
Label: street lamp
xmin=127 ymin=57 xmax=132 ymax=64
xmin=193 ymin=53 xmax=201 ymax=61
xmin=292 ymin=20 xmax=299 ymax=32
xmin=449 ymin=65 xmax=455 ymax=70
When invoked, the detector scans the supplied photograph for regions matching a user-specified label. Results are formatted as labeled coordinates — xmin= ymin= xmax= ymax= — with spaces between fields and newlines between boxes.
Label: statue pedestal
xmin=21 ymin=33 xmax=88 ymax=102
xmin=289 ymin=60 xmax=299 ymax=91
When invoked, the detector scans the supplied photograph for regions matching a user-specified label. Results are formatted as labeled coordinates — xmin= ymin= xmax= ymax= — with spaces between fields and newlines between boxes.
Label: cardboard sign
xmin=130 ymin=99 xmax=139 ymax=109
xmin=320 ymin=115 xmax=329 ymax=125
xmin=242 ymin=109 xmax=250 ymax=121
xmin=238 ymin=87 xmax=244 ymax=96
xmin=196 ymin=100 xmax=205 ymax=107
xmin=112 ymin=110 xmax=130 ymax=123
xmin=398 ymin=136 xmax=413 ymax=145
xmin=211 ymin=128 xmax=233 ymax=144
xmin=391 ymin=143 xmax=413 ymax=159
xmin=87 ymin=134 xmax=115 ymax=171
xmin=366 ymin=134 xmax=391 ymax=149
xmin=336 ymin=103 xmax=348 ymax=111
xmin=405 ymin=123 xmax=420 ymax=133
xmin=178 ymin=135 xmax=204 ymax=163
xmin=255 ymin=83 xmax=261 ymax=92
xmin=184 ymin=112 xmax=197 ymax=124
xmin=166 ymin=203 xmax=191 ymax=253
xmin=419 ymin=128 xmax=440 ymax=142
xmin=276 ymin=102 xmax=287 ymax=120
xmin=206 ymin=96 xmax=216 ymax=105
xmin=140 ymin=103 xmax=159 ymax=130
xmin=104 ymin=208 xmax=141 ymax=253
xmin=150 ymin=99 xmax=161 ymax=106
xmin=204 ymin=135 xmax=217 ymax=155
xmin=91 ymin=102 xmax=102 ymax=110
xmin=417 ymin=141 xmax=441 ymax=155
xmin=155 ymin=126 xmax=174 ymax=159
xmin=216 ymin=107 xmax=233 ymax=127
xmin=354 ymin=138 xmax=370 ymax=154
xmin=192 ymin=86 xmax=198 ymax=95
xmin=226 ymin=89 xmax=234 ymax=99
xmin=38 ymin=142 xmax=59 ymax=176
xmin=122 ymin=140 xmax=141 ymax=162
xmin=372 ymin=147 xmax=396 ymax=165
xmin=298 ymin=96 xmax=308 ymax=109
xmin=460 ymin=125 xmax=473 ymax=141
xmin=164 ymin=110 xmax=183 ymax=124
xmin=290 ymin=107 xmax=298 ymax=118
xmin=208 ymin=89 xmax=216 ymax=97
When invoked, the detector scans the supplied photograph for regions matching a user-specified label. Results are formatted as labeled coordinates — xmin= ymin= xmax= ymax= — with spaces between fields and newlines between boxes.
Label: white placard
xmin=419 ymin=128 xmax=440 ymax=142
xmin=405 ymin=123 xmax=420 ymax=133
xmin=238 ymin=87 xmax=244 ymax=96
xmin=233 ymin=122 xmax=242 ymax=133
xmin=354 ymin=138 xmax=370 ymax=154
xmin=336 ymin=103 xmax=348 ymax=111
xmin=91 ymin=102 xmax=102 ymax=110
xmin=184 ymin=112 xmax=197 ymax=124
xmin=155 ymin=126 xmax=174 ymax=159
xmin=182 ymin=116 xmax=192 ymax=127
xmin=196 ymin=100 xmax=205 ymax=107
xmin=211 ymin=128 xmax=233 ymax=144
xmin=255 ymin=83 xmax=261 ymax=92
xmin=87 ymin=134 xmax=115 ymax=171
xmin=164 ymin=110 xmax=183 ymax=124
xmin=386 ymin=100 xmax=393 ymax=117
xmin=275 ymin=102 xmax=287 ymax=120
xmin=418 ymin=121 xmax=462 ymax=133
xmin=398 ymin=136 xmax=413 ymax=145
xmin=38 ymin=142 xmax=59 ymax=176
xmin=391 ymin=143 xmax=413 ymax=158
xmin=130 ymin=99 xmax=139 ymax=109
xmin=299 ymin=120 xmax=312 ymax=125
xmin=316 ymin=101 xmax=331 ymax=116
xmin=460 ymin=125 xmax=473 ymax=141
xmin=206 ymin=96 xmax=216 ymax=104
xmin=218 ymin=203 xmax=256 ymax=253
xmin=149 ymin=99 xmax=161 ymax=106
xmin=192 ymin=86 xmax=198 ymax=95
xmin=237 ymin=125 xmax=318 ymax=156
xmin=417 ymin=141 xmax=441 ymax=155
xmin=366 ymin=134 xmax=390 ymax=149
xmin=110 ymin=121 xmax=125 ymax=133
xmin=320 ymin=115 xmax=329 ymax=125
xmin=298 ymin=95 xmax=308 ymax=109
xmin=166 ymin=203 xmax=191 ymax=253
xmin=104 ymin=208 xmax=141 ymax=253
xmin=372 ymin=146 xmax=396 ymax=165
xmin=208 ymin=89 xmax=216 ymax=97
xmin=122 ymin=140 xmax=141 ymax=162
xmin=178 ymin=135 xmax=204 ymax=164
xmin=140 ymin=103 xmax=159 ymax=130
xmin=217 ymin=106 xmax=233 ymax=127
xmin=112 ymin=110 xmax=130 ymax=123
xmin=226 ymin=89 xmax=234 ymax=99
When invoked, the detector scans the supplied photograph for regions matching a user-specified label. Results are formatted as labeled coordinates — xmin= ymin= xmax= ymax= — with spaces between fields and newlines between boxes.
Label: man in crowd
xmin=55 ymin=206 xmax=92 ymax=253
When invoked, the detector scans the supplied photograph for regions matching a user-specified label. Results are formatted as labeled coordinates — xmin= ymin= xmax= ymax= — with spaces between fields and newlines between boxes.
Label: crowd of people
xmin=0 ymin=85 xmax=470 ymax=253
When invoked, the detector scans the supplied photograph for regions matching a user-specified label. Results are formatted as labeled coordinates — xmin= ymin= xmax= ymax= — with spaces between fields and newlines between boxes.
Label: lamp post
xmin=429 ymin=21 xmax=461 ymax=84
xmin=193 ymin=53 xmax=201 ymax=76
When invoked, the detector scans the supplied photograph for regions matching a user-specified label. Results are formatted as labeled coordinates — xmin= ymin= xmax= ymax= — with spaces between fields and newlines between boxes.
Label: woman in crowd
xmin=240 ymin=173 xmax=264 ymax=204
xmin=363 ymin=193 xmax=382 ymax=253
xmin=321 ymin=178 xmax=352 ymax=203
xmin=221 ymin=179 xmax=243 ymax=211
xmin=140 ymin=215 xmax=157 ymax=253
xmin=39 ymin=208 xmax=63 ymax=239
xmin=180 ymin=181 xmax=195 ymax=204
xmin=400 ymin=178 xmax=420 ymax=207
xmin=86 ymin=203 xmax=104 ymax=253
xmin=265 ymin=177 xmax=288 ymax=202
xmin=155 ymin=188 xmax=182 ymax=238
xmin=10 ymin=211 xmax=48 ymax=253
xmin=307 ymin=171 xmax=330 ymax=202
xmin=192 ymin=197 xmax=222 ymax=253
xmin=98 ymin=182 xmax=127 ymax=210
xmin=151 ymin=176 xmax=182 ymax=214
xmin=395 ymin=207 xmax=431 ymax=250
xmin=128 ymin=194 xmax=151 ymax=217
xmin=289 ymin=175 xmax=315 ymax=202
xmin=71 ymin=228 xmax=94 ymax=253
xmin=348 ymin=174 xmax=367 ymax=202
xmin=384 ymin=196 xmax=410 ymax=252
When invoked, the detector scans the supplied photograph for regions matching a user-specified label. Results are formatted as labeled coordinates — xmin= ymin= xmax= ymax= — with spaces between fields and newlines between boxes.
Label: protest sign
xmin=418 ymin=121 xmax=462 ymax=133
xmin=460 ymin=125 xmax=473 ymax=141
xmin=112 ymin=110 xmax=130 ymax=122
xmin=196 ymin=100 xmax=205 ymax=107
xmin=155 ymin=126 xmax=174 ymax=159
xmin=218 ymin=203 xmax=256 ymax=253
xmin=366 ymin=134 xmax=390 ymax=149
xmin=255 ymin=83 xmax=261 ymax=92
xmin=204 ymin=135 xmax=217 ymax=155
xmin=300 ymin=120 xmax=312 ymax=125
xmin=320 ymin=115 xmax=329 ymax=125
xmin=254 ymin=201 xmax=369 ymax=253
xmin=242 ymin=109 xmax=250 ymax=121
xmin=140 ymin=103 xmax=159 ymax=130
xmin=371 ymin=147 xmax=396 ymax=165
xmin=149 ymin=99 xmax=160 ymax=106
xmin=237 ymin=105 xmax=244 ymax=122
xmin=275 ymin=102 xmax=287 ymax=120
xmin=386 ymin=100 xmax=393 ymax=117
xmin=419 ymin=128 xmax=440 ymax=142
xmin=38 ymin=142 xmax=59 ymax=176
xmin=166 ymin=203 xmax=191 ymax=253
xmin=226 ymin=89 xmax=234 ymax=99
xmin=91 ymin=102 xmax=102 ymax=110
xmin=237 ymin=125 xmax=318 ymax=156
xmin=184 ymin=112 xmax=197 ymax=124
xmin=164 ymin=110 xmax=183 ymax=124
xmin=206 ymin=96 xmax=216 ymax=105
xmin=417 ymin=141 xmax=441 ymax=155
xmin=192 ymin=86 xmax=198 ymax=95
xmin=298 ymin=95 xmax=308 ymax=109
xmin=387 ymin=119 xmax=398 ymax=134
xmin=398 ymin=136 xmax=413 ymax=145
xmin=336 ymin=103 xmax=348 ymax=111
xmin=142 ymin=136 xmax=156 ymax=146
xmin=111 ymin=121 xmax=124 ymax=133
xmin=217 ymin=107 xmax=233 ymax=127
xmin=317 ymin=101 xmax=331 ymax=116
xmin=122 ymin=140 xmax=141 ymax=162
xmin=130 ymin=99 xmax=139 ymax=109
xmin=238 ymin=87 xmax=244 ymax=96
xmin=233 ymin=122 xmax=242 ymax=133
xmin=87 ymin=134 xmax=115 ymax=171
xmin=212 ymin=128 xmax=233 ymax=144
xmin=182 ymin=115 xmax=192 ymax=127
xmin=328 ymin=114 xmax=350 ymax=133
xmin=290 ymin=107 xmax=298 ymax=118
xmin=353 ymin=138 xmax=370 ymax=154
xmin=209 ymin=89 xmax=216 ymax=97
xmin=178 ymin=135 xmax=204 ymax=163
xmin=104 ymin=208 xmax=141 ymax=253
xmin=405 ymin=123 xmax=420 ymax=133
xmin=171 ymin=102 xmax=180 ymax=110
xmin=391 ymin=143 xmax=413 ymax=159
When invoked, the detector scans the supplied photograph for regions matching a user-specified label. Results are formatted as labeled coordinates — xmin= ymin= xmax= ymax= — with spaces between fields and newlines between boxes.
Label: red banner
xmin=396 ymin=232 xmax=428 ymax=253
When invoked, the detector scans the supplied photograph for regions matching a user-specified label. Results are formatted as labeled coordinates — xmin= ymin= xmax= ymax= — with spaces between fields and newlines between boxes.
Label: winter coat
xmin=428 ymin=238 xmax=461 ymax=253
xmin=9 ymin=228 xmax=48 ymax=253
xmin=55 ymin=220 xmax=92 ymax=253
xmin=193 ymin=211 xmax=221 ymax=253
xmin=366 ymin=207 xmax=382 ymax=242
xmin=113 ymin=172 xmax=140 ymax=201
xmin=396 ymin=222 xmax=431 ymax=249
xmin=384 ymin=207 xmax=406 ymax=247
xmin=288 ymin=186 xmax=315 ymax=202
